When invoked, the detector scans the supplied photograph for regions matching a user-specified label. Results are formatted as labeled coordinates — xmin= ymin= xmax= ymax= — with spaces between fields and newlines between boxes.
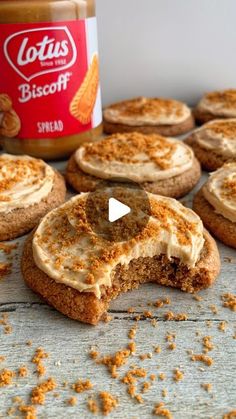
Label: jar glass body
xmin=0 ymin=0 xmax=102 ymax=159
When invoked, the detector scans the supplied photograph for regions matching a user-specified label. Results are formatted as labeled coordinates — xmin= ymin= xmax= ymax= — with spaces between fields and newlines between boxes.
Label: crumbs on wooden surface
xmin=31 ymin=378 xmax=57 ymax=405
xmin=32 ymin=348 xmax=48 ymax=377
xmin=72 ymin=379 xmax=93 ymax=393
xmin=164 ymin=311 xmax=188 ymax=321
xmin=173 ymin=368 xmax=184 ymax=381
xmin=99 ymin=391 xmax=118 ymax=416
xmin=153 ymin=402 xmax=173 ymax=418
xmin=66 ymin=396 xmax=77 ymax=406
xmin=222 ymin=293 xmax=236 ymax=311
xmin=191 ymin=354 xmax=214 ymax=367
xmin=18 ymin=365 xmax=28 ymax=378
xmin=201 ymin=383 xmax=212 ymax=392
xmin=0 ymin=369 xmax=15 ymax=387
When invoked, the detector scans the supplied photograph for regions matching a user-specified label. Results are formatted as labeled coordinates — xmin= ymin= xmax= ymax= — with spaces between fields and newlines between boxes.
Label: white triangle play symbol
xmin=108 ymin=198 xmax=131 ymax=223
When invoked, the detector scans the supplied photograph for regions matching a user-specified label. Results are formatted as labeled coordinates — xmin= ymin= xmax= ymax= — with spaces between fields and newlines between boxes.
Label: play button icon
xmin=85 ymin=178 xmax=151 ymax=242
xmin=108 ymin=198 xmax=131 ymax=222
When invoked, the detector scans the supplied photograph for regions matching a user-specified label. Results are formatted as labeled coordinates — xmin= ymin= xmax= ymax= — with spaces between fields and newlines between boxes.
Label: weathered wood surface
xmin=0 ymin=162 xmax=235 ymax=419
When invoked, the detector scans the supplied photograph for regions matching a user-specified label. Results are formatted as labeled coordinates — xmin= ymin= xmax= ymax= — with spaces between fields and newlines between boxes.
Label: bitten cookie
xmin=22 ymin=189 xmax=220 ymax=325
xmin=193 ymin=163 xmax=236 ymax=248
xmin=66 ymin=132 xmax=201 ymax=199
xmin=194 ymin=89 xmax=236 ymax=125
xmin=103 ymin=97 xmax=195 ymax=136
xmin=185 ymin=119 xmax=236 ymax=171
xmin=0 ymin=154 xmax=66 ymax=241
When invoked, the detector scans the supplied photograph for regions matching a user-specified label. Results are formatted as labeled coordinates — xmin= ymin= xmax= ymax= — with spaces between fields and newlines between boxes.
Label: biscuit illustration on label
xmin=0 ymin=93 xmax=21 ymax=138
xmin=0 ymin=93 xmax=12 ymax=112
xmin=0 ymin=109 xmax=21 ymax=138
xmin=70 ymin=54 xmax=99 ymax=125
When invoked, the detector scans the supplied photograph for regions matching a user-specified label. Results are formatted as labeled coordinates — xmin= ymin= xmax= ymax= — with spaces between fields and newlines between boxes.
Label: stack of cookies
xmin=1 ymin=90 xmax=235 ymax=324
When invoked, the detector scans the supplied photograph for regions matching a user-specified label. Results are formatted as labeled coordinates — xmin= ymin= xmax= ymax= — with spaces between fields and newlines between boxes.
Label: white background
xmin=96 ymin=0 xmax=235 ymax=106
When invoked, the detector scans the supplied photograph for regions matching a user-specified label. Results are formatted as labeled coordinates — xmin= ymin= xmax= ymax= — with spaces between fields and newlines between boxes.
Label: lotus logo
xmin=4 ymin=27 xmax=77 ymax=82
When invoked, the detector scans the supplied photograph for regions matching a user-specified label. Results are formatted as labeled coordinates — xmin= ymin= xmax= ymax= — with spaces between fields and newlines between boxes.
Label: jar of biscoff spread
xmin=0 ymin=0 xmax=102 ymax=159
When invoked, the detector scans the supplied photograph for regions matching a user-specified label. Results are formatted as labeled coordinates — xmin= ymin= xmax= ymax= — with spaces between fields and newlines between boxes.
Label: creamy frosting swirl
xmin=0 ymin=154 xmax=55 ymax=213
xmin=203 ymin=163 xmax=236 ymax=223
xmin=104 ymin=97 xmax=191 ymax=126
xmin=193 ymin=119 xmax=236 ymax=158
xmin=33 ymin=189 xmax=205 ymax=299
xmin=75 ymin=133 xmax=194 ymax=183
xmin=197 ymin=89 xmax=236 ymax=117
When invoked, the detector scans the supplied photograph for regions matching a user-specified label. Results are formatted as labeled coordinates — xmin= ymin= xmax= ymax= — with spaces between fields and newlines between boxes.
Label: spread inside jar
xmin=75 ymin=132 xmax=195 ymax=183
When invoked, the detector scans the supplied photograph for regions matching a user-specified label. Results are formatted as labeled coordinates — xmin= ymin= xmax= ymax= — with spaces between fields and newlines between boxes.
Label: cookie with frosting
xmin=66 ymin=132 xmax=201 ymax=199
xmin=103 ymin=97 xmax=195 ymax=136
xmin=186 ymin=119 xmax=236 ymax=171
xmin=194 ymin=89 xmax=236 ymax=124
xmin=193 ymin=163 xmax=236 ymax=248
xmin=22 ymin=188 xmax=220 ymax=324
xmin=0 ymin=154 xmax=66 ymax=241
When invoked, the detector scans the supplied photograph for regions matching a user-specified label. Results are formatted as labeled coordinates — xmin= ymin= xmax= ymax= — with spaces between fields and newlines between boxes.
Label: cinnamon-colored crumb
xmin=143 ymin=310 xmax=153 ymax=319
xmin=202 ymin=336 xmax=214 ymax=353
xmin=128 ymin=342 xmax=136 ymax=354
xmin=139 ymin=352 xmax=152 ymax=361
xmin=135 ymin=394 xmax=144 ymax=404
xmin=218 ymin=321 xmax=228 ymax=332
xmin=165 ymin=333 xmax=176 ymax=342
xmin=223 ymin=410 xmax=236 ymax=419
xmin=191 ymin=354 xmax=214 ymax=366
xmin=201 ymin=383 xmax=212 ymax=392
xmin=193 ymin=295 xmax=203 ymax=302
xmin=150 ymin=374 xmax=156 ymax=381
xmin=99 ymin=391 xmax=118 ymax=416
xmin=90 ymin=350 xmax=99 ymax=359
xmin=128 ymin=326 xmax=137 ymax=339
xmin=154 ymin=297 xmax=171 ymax=308
xmin=173 ymin=368 xmax=184 ymax=381
xmin=127 ymin=307 xmax=135 ymax=313
xmin=154 ymin=346 xmax=162 ymax=354
xmin=72 ymin=379 xmax=93 ymax=393
xmin=222 ymin=293 xmax=236 ymax=311
xmin=95 ymin=348 xmax=131 ymax=378
xmin=26 ymin=340 xmax=33 ymax=347
xmin=168 ymin=343 xmax=176 ymax=351
xmin=0 ymin=355 xmax=6 ymax=362
xmin=18 ymin=365 xmax=28 ymax=377
xmin=4 ymin=325 xmax=13 ymax=334
xmin=31 ymin=378 xmax=57 ymax=405
xmin=67 ymin=396 xmax=77 ymax=406
xmin=88 ymin=398 xmax=99 ymax=414
xmin=102 ymin=313 xmax=113 ymax=323
xmin=159 ymin=373 xmax=166 ymax=381
xmin=0 ymin=369 xmax=15 ymax=386
xmin=153 ymin=402 xmax=173 ymax=418
xmin=32 ymin=348 xmax=48 ymax=377
xmin=164 ymin=311 xmax=188 ymax=321
xmin=18 ymin=405 xmax=37 ymax=419
xmin=209 ymin=305 xmax=218 ymax=314
xmin=162 ymin=389 xmax=168 ymax=398
xmin=142 ymin=381 xmax=151 ymax=393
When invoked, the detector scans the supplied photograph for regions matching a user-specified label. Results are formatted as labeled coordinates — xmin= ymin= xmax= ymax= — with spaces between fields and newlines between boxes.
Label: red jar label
xmin=0 ymin=18 xmax=102 ymax=140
